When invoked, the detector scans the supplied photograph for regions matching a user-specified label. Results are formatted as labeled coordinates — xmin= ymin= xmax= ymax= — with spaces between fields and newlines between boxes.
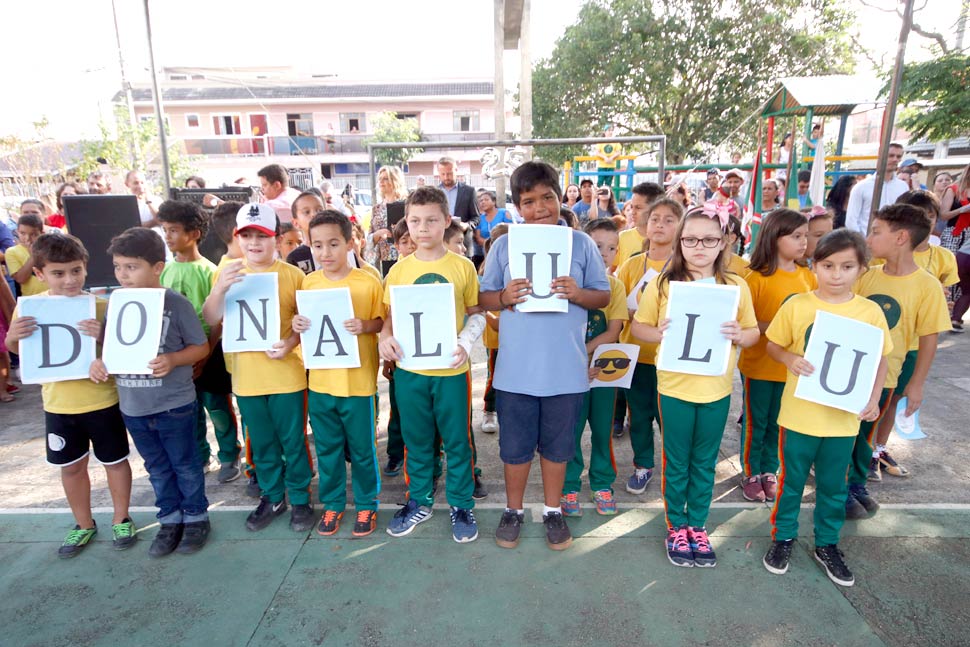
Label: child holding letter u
xmin=631 ymin=204 xmax=759 ymax=569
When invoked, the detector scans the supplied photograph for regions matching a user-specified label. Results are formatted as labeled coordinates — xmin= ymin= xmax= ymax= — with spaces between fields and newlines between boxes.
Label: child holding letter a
xmin=379 ymin=187 xmax=485 ymax=544
xmin=292 ymin=211 xmax=384 ymax=537
xmin=5 ymin=234 xmax=135 ymax=558
xmin=631 ymin=205 xmax=759 ymax=568
xmin=92 ymin=228 xmax=211 ymax=557
xmin=763 ymin=230 xmax=891 ymax=587
xmin=203 ymin=203 xmax=314 ymax=533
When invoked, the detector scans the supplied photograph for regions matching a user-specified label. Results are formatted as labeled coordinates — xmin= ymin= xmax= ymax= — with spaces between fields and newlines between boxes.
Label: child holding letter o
xmin=762 ymin=229 xmax=892 ymax=587
xmin=631 ymin=203 xmax=759 ymax=569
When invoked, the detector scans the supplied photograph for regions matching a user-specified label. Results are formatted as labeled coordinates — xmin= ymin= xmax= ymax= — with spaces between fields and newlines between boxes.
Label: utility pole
xmin=111 ymin=0 xmax=139 ymax=168
xmin=143 ymin=0 xmax=171 ymax=197
xmin=494 ymin=0 xmax=506 ymax=201
xmin=519 ymin=0 xmax=533 ymax=159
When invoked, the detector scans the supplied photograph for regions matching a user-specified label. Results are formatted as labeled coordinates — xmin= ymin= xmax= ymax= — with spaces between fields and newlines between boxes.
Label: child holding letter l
xmin=631 ymin=204 xmax=759 ymax=568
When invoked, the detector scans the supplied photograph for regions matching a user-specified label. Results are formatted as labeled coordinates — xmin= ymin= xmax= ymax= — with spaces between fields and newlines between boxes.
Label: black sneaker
xmin=845 ymin=491 xmax=869 ymax=520
xmin=246 ymin=497 xmax=287 ymax=531
xmin=384 ymin=456 xmax=403 ymax=476
xmin=763 ymin=539 xmax=795 ymax=575
xmin=612 ymin=420 xmax=624 ymax=438
xmin=543 ymin=511 xmax=572 ymax=551
xmin=149 ymin=523 xmax=184 ymax=558
xmin=850 ymin=485 xmax=879 ymax=515
xmin=245 ymin=474 xmax=261 ymax=498
xmin=472 ymin=474 xmax=488 ymax=500
xmin=290 ymin=504 xmax=315 ymax=532
xmin=495 ymin=509 xmax=524 ymax=549
xmin=176 ymin=520 xmax=210 ymax=554
xmin=815 ymin=544 xmax=855 ymax=587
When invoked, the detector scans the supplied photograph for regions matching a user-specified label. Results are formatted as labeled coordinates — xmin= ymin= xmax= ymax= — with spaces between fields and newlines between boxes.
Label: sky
xmin=0 ymin=0 xmax=962 ymax=141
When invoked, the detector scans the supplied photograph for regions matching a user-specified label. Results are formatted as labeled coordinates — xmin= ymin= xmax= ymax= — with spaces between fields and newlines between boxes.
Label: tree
xmin=890 ymin=54 xmax=970 ymax=142
xmin=364 ymin=112 xmax=424 ymax=168
xmin=0 ymin=118 xmax=73 ymax=198
xmin=531 ymin=0 xmax=856 ymax=165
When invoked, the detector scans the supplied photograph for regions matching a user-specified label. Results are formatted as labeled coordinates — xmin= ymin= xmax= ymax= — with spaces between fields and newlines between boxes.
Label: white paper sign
xmin=390 ymin=284 xmax=457 ymax=371
xmin=102 ymin=288 xmax=165 ymax=374
xmin=296 ymin=288 xmax=361 ymax=369
xmin=223 ymin=273 xmax=281 ymax=352
xmin=590 ymin=343 xmax=639 ymax=389
xmin=794 ymin=310 xmax=883 ymax=414
xmin=626 ymin=267 xmax=660 ymax=311
xmin=508 ymin=224 xmax=572 ymax=313
xmin=656 ymin=281 xmax=740 ymax=376
xmin=18 ymin=295 xmax=97 ymax=384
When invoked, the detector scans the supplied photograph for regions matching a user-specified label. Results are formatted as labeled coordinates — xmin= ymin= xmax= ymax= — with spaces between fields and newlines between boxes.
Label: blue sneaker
xmin=386 ymin=499 xmax=433 ymax=537
xmin=449 ymin=507 xmax=478 ymax=543
xmin=625 ymin=468 xmax=653 ymax=495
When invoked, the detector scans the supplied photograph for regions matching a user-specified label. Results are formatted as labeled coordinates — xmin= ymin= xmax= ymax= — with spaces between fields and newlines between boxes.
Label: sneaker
xmin=763 ymin=539 xmax=795 ymax=575
xmin=495 ymin=509 xmax=524 ymax=549
xmin=383 ymin=456 xmax=403 ymax=476
xmin=560 ymin=491 xmax=582 ymax=517
xmin=217 ymin=459 xmax=241 ymax=484
xmin=245 ymin=497 xmax=287 ymax=532
xmin=5 ymin=383 xmax=20 ymax=394
xmin=176 ymin=520 xmax=210 ymax=554
xmin=665 ymin=525 xmax=694 ymax=567
xmin=688 ymin=526 xmax=717 ymax=567
xmin=290 ymin=504 xmax=314 ymax=532
xmin=625 ymin=467 xmax=653 ymax=495
xmin=202 ymin=455 xmax=220 ymax=474
xmin=352 ymin=510 xmax=377 ymax=537
xmin=58 ymin=524 xmax=97 ymax=559
xmin=850 ymin=484 xmax=879 ymax=515
xmin=473 ymin=474 xmax=488 ymax=500
xmin=245 ymin=474 xmax=261 ymax=498
xmin=760 ymin=473 xmax=778 ymax=502
xmin=612 ymin=420 xmax=625 ymax=438
xmin=481 ymin=411 xmax=499 ymax=433
xmin=952 ymin=320 xmax=965 ymax=333
xmin=867 ymin=456 xmax=882 ymax=481
xmin=450 ymin=507 xmax=479 ymax=543
xmin=741 ymin=475 xmax=766 ymax=502
xmin=317 ymin=509 xmax=344 ymax=536
xmin=111 ymin=518 xmax=137 ymax=550
xmin=592 ymin=489 xmax=617 ymax=516
xmin=878 ymin=450 xmax=909 ymax=477
xmin=386 ymin=499 xmax=433 ymax=537
xmin=814 ymin=544 xmax=855 ymax=587
xmin=845 ymin=493 xmax=869 ymax=520
xmin=149 ymin=523 xmax=183 ymax=558
xmin=543 ymin=511 xmax=572 ymax=551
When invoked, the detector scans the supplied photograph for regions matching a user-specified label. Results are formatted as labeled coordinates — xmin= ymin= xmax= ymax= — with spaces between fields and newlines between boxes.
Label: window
xmin=191 ymin=74 xmax=204 ymax=80
xmin=287 ymin=113 xmax=314 ymax=137
xmin=453 ymin=110 xmax=479 ymax=132
xmin=185 ymin=114 xmax=200 ymax=129
xmin=169 ymin=74 xmax=187 ymax=81
xmin=212 ymin=114 xmax=242 ymax=136
xmin=395 ymin=112 xmax=419 ymax=121
xmin=340 ymin=112 xmax=366 ymax=133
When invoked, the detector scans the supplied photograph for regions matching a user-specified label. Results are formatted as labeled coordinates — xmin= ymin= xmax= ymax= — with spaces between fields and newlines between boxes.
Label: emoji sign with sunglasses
xmin=589 ymin=344 xmax=640 ymax=389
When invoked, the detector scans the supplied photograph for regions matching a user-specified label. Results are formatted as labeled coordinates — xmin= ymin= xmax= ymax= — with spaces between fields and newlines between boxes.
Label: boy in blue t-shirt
xmin=480 ymin=161 xmax=611 ymax=550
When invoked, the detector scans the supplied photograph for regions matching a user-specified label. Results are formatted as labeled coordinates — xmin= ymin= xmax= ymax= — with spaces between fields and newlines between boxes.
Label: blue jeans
xmin=123 ymin=401 xmax=209 ymax=524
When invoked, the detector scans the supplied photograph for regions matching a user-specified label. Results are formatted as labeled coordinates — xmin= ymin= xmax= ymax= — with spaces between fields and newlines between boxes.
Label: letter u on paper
xmin=507 ymin=224 xmax=572 ymax=313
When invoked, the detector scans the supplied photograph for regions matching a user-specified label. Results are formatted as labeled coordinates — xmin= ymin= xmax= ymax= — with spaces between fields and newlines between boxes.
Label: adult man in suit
xmin=437 ymin=156 xmax=478 ymax=263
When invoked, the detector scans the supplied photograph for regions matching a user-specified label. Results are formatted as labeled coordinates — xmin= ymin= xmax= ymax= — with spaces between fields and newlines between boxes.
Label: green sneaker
xmin=58 ymin=524 xmax=97 ymax=559
xmin=111 ymin=518 xmax=137 ymax=550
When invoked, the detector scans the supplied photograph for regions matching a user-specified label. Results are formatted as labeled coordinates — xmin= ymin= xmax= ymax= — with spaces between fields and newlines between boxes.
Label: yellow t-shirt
xmin=614 ymin=228 xmax=645 ymax=271
xmin=853 ymin=266 xmax=951 ymax=389
xmin=484 ymin=311 xmax=500 ymax=350
xmin=617 ymin=254 xmax=669 ymax=364
xmin=634 ymin=273 xmax=757 ymax=403
xmin=10 ymin=294 xmax=119 ymax=414
xmin=914 ymin=246 xmax=959 ymax=288
xmin=586 ymin=275 xmax=629 ymax=354
xmin=358 ymin=262 xmax=382 ymax=283
xmin=767 ymin=292 xmax=893 ymax=438
xmin=6 ymin=244 xmax=47 ymax=296
xmin=738 ymin=265 xmax=817 ymax=382
xmin=213 ymin=259 xmax=307 ymax=396
xmin=727 ymin=253 xmax=750 ymax=277
xmin=214 ymin=255 xmax=241 ymax=372
xmin=595 ymin=142 xmax=623 ymax=167
xmin=382 ymin=251 xmax=479 ymax=377
xmin=302 ymin=269 xmax=383 ymax=397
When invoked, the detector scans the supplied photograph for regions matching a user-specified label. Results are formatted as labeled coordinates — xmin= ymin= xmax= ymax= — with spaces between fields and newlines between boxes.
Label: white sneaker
xmin=481 ymin=411 xmax=499 ymax=434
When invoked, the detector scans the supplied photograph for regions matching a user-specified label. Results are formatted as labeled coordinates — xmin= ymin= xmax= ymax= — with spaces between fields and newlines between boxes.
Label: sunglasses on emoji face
xmin=594 ymin=357 xmax=631 ymax=370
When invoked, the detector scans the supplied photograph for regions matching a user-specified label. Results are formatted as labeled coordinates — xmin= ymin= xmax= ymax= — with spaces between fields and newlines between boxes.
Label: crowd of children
xmin=1 ymin=161 xmax=955 ymax=589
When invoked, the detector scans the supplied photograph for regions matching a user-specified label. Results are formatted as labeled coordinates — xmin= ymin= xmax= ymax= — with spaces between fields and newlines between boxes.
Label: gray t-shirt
xmin=115 ymin=288 xmax=207 ymax=417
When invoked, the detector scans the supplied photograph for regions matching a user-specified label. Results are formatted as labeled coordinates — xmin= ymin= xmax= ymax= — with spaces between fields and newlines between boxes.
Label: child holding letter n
xmin=631 ymin=204 xmax=759 ymax=569
xmin=763 ymin=229 xmax=891 ymax=587
xmin=292 ymin=210 xmax=384 ymax=537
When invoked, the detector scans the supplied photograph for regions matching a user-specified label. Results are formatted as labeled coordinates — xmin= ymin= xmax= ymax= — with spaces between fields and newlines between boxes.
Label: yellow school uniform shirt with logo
xmin=213 ymin=259 xmax=307 ymax=396
xmin=614 ymin=228 xmax=645 ymax=271
xmin=302 ymin=268 xmax=383 ymax=397
xmin=873 ymin=246 xmax=959 ymax=288
xmin=586 ymin=275 xmax=629 ymax=356
xmin=6 ymin=244 xmax=47 ymax=296
xmin=10 ymin=293 xmax=118 ymax=414
xmin=634 ymin=273 xmax=757 ymax=404
xmin=767 ymin=292 xmax=893 ymax=437
xmin=617 ymin=254 xmax=669 ymax=364
xmin=853 ymin=266 xmax=951 ymax=389
xmin=738 ymin=265 xmax=817 ymax=382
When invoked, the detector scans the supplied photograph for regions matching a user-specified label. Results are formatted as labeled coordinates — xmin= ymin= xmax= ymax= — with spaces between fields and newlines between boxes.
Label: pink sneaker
xmin=741 ymin=475 xmax=766 ymax=502
xmin=761 ymin=473 xmax=778 ymax=501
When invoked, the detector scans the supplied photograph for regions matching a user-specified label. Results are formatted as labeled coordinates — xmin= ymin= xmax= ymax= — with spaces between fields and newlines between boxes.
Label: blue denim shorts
xmin=496 ymin=390 xmax=585 ymax=464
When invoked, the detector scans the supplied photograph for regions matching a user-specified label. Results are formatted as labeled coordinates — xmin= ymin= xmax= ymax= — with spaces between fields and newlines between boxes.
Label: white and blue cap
xmin=235 ymin=203 xmax=278 ymax=237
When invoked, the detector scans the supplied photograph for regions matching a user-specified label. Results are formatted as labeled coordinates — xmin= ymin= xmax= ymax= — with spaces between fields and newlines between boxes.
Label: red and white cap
xmin=235 ymin=203 xmax=278 ymax=236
